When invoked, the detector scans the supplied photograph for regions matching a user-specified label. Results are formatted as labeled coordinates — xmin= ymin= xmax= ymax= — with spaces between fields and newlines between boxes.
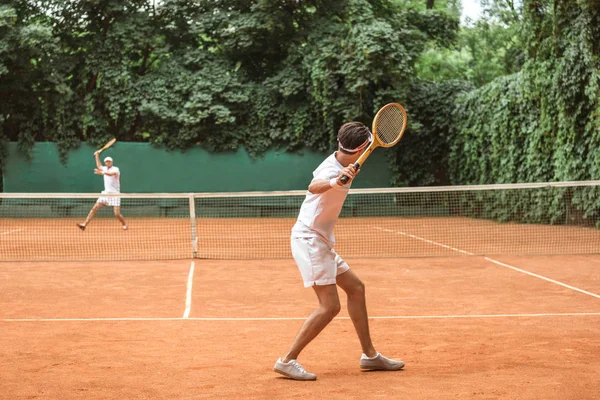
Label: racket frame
xmin=95 ymin=138 xmax=117 ymax=155
xmin=340 ymin=103 xmax=407 ymax=184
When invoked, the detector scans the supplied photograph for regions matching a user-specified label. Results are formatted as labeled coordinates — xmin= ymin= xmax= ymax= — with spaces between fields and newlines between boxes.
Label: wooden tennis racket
xmin=94 ymin=138 xmax=117 ymax=155
xmin=340 ymin=103 xmax=407 ymax=184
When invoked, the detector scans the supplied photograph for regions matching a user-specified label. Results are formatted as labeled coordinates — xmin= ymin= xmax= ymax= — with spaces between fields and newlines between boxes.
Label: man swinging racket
xmin=274 ymin=104 xmax=407 ymax=381
xmin=77 ymin=142 xmax=127 ymax=231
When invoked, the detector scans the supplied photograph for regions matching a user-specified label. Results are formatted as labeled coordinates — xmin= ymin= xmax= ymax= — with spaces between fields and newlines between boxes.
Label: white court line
xmin=375 ymin=227 xmax=474 ymax=255
xmin=2 ymin=312 xmax=600 ymax=322
xmin=484 ymin=257 xmax=600 ymax=299
xmin=183 ymin=261 xmax=195 ymax=318
xmin=0 ymin=228 xmax=23 ymax=236
xmin=373 ymin=226 xmax=600 ymax=300
xmin=197 ymin=235 xmax=289 ymax=239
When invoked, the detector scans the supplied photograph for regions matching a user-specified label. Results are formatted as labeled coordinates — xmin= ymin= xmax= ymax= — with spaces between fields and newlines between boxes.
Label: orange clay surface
xmin=1 ymin=255 xmax=600 ymax=399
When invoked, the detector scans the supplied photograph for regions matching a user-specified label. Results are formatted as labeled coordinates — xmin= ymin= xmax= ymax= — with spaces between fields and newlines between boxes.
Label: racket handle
xmin=340 ymin=162 xmax=361 ymax=184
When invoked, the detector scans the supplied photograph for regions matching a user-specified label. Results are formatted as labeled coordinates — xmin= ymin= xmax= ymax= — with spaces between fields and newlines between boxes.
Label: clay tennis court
xmin=1 ymin=217 xmax=599 ymax=399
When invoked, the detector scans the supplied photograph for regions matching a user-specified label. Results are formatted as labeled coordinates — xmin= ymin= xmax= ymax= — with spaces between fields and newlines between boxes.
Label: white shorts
xmin=291 ymin=236 xmax=350 ymax=288
xmin=97 ymin=191 xmax=121 ymax=207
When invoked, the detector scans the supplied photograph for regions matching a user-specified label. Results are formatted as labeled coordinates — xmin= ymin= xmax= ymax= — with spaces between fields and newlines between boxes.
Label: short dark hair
xmin=337 ymin=122 xmax=371 ymax=154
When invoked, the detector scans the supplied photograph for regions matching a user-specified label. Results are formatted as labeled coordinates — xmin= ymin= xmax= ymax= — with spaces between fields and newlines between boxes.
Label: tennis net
xmin=1 ymin=181 xmax=599 ymax=261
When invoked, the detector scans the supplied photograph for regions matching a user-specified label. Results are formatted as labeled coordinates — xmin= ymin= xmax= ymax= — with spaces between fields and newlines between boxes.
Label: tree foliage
xmin=451 ymin=0 xmax=600 ymax=184
xmin=0 ymin=0 xmax=459 ymax=168
xmin=416 ymin=0 xmax=524 ymax=86
xmin=3 ymin=0 xmax=597 ymax=218
xmin=391 ymin=79 xmax=474 ymax=186
xmin=450 ymin=0 xmax=600 ymax=224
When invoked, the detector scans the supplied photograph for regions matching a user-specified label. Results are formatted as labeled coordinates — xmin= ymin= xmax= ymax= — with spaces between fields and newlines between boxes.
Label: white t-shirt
xmin=102 ymin=166 xmax=121 ymax=193
xmin=291 ymin=153 xmax=351 ymax=247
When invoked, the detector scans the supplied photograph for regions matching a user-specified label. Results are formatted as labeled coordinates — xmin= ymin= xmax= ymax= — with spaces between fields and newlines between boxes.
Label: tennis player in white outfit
xmin=274 ymin=122 xmax=404 ymax=381
xmin=77 ymin=152 xmax=127 ymax=231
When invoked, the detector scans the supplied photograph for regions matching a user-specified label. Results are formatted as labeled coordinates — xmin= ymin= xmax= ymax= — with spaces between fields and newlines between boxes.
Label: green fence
xmin=2 ymin=142 xmax=394 ymax=193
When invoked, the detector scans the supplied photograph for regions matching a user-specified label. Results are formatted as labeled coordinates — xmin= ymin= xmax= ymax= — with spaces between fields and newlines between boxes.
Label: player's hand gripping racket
xmin=340 ymin=103 xmax=407 ymax=184
xmin=94 ymin=138 xmax=117 ymax=155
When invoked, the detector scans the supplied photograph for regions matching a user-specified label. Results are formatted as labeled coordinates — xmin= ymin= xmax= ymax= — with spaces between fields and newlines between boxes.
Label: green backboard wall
xmin=3 ymin=142 xmax=394 ymax=193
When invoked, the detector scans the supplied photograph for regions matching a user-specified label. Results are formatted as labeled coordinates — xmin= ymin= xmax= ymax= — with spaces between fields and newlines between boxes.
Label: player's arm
xmin=308 ymin=165 xmax=358 ymax=194
xmin=93 ymin=152 xmax=102 ymax=169
xmin=93 ymin=166 xmax=118 ymax=176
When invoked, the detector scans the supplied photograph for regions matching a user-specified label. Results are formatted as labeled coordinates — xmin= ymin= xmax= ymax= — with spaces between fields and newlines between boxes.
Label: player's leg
xmin=113 ymin=206 xmax=127 ymax=229
xmin=285 ymin=237 xmax=342 ymax=359
xmin=274 ymin=283 xmax=339 ymax=380
xmin=275 ymin=237 xmax=342 ymax=380
xmin=336 ymin=267 xmax=404 ymax=371
xmin=336 ymin=269 xmax=376 ymax=357
xmin=78 ymin=202 xmax=104 ymax=230
xmin=282 ymin=283 xmax=341 ymax=362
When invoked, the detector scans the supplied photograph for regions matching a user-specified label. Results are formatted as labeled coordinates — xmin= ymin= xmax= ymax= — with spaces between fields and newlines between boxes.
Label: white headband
xmin=104 ymin=157 xmax=113 ymax=162
xmin=338 ymin=132 xmax=372 ymax=153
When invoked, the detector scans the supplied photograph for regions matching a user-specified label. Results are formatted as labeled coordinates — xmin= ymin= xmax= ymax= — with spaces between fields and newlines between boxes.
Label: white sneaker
xmin=360 ymin=353 xmax=405 ymax=371
xmin=274 ymin=358 xmax=317 ymax=381
xmin=122 ymin=225 xmax=127 ymax=230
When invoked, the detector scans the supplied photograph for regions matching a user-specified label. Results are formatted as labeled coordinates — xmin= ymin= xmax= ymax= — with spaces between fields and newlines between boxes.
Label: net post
xmin=188 ymin=193 xmax=198 ymax=258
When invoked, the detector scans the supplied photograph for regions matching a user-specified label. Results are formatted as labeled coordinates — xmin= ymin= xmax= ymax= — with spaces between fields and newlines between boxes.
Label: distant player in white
xmin=274 ymin=122 xmax=404 ymax=381
xmin=77 ymin=152 xmax=127 ymax=231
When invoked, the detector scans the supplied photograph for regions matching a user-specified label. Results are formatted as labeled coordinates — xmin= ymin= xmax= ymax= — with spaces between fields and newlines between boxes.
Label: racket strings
xmin=375 ymin=107 xmax=405 ymax=145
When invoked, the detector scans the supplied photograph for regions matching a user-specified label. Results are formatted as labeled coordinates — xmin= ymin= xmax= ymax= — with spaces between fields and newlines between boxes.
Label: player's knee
xmin=322 ymin=301 xmax=341 ymax=318
xmin=345 ymin=279 xmax=366 ymax=298
xmin=353 ymin=280 xmax=366 ymax=296
xmin=332 ymin=302 xmax=341 ymax=316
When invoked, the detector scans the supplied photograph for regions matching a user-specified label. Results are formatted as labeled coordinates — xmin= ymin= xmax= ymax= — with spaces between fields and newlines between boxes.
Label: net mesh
xmin=0 ymin=195 xmax=191 ymax=261
xmin=1 ymin=181 xmax=599 ymax=261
